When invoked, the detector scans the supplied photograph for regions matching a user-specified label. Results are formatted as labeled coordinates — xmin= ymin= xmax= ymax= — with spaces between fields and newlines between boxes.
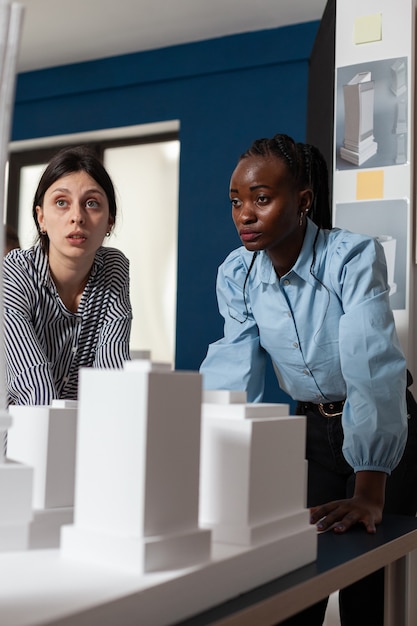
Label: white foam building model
xmin=7 ymin=400 xmax=77 ymax=548
xmin=0 ymin=413 xmax=33 ymax=552
xmin=199 ymin=390 xmax=316 ymax=572
xmin=61 ymin=359 xmax=212 ymax=573
xmin=60 ymin=358 xmax=316 ymax=581
xmin=340 ymin=71 xmax=378 ymax=166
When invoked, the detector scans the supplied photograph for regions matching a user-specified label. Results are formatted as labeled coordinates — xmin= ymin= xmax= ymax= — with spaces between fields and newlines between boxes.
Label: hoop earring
xmin=40 ymin=229 xmax=47 ymax=235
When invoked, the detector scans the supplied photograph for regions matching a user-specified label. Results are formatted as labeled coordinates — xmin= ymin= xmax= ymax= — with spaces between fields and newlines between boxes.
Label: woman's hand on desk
xmin=309 ymin=470 xmax=387 ymax=534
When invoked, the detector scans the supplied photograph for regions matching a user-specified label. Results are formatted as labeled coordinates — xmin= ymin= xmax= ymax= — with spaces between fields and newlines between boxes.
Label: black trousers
xmin=279 ymin=384 xmax=417 ymax=626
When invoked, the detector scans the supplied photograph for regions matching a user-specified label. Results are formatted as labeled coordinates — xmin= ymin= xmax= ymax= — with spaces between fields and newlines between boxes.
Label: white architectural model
xmin=0 ymin=358 xmax=318 ymax=622
xmin=340 ymin=71 xmax=378 ymax=165
xmin=0 ymin=412 xmax=33 ymax=552
xmin=200 ymin=390 xmax=316 ymax=554
xmin=59 ymin=360 xmax=316 ymax=579
xmin=61 ymin=359 xmax=212 ymax=573
xmin=7 ymin=400 xmax=77 ymax=548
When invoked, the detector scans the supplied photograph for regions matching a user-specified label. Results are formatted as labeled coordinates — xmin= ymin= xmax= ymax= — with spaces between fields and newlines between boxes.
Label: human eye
xmin=255 ymin=194 xmax=269 ymax=206
xmin=230 ymin=197 xmax=242 ymax=209
xmin=85 ymin=198 xmax=100 ymax=209
xmin=55 ymin=198 xmax=68 ymax=208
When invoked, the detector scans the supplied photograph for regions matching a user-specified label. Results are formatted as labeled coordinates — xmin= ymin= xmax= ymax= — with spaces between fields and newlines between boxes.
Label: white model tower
xmin=7 ymin=400 xmax=77 ymax=547
xmin=199 ymin=390 xmax=316 ymax=574
xmin=61 ymin=359 xmax=211 ymax=572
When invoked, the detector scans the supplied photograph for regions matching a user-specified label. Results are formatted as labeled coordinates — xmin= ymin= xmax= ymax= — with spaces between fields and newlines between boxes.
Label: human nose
xmin=239 ymin=200 xmax=257 ymax=224
xmin=70 ymin=203 xmax=85 ymax=225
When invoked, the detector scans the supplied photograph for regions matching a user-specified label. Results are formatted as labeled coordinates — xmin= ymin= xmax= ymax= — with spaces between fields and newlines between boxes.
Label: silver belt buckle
xmin=318 ymin=402 xmax=343 ymax=418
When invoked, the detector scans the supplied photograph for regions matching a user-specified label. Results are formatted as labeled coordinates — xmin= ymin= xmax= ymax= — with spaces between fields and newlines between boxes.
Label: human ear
xmin=298 ymin=188 xmax=313 ymax=213
xmin=36 ymin=205 xmax=45 ymax=231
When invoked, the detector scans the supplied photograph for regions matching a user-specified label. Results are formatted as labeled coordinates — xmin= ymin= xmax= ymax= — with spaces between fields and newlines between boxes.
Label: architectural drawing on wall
xmin=334 ymin=199 xmax=408 ymax=310
xmin=335 ymin=57 xmax=408 ymax=170
xmin=390 ymin=58 xmax=407 ymax=96
xmin=395 ymin=130 xmax=407 ymax=165
xmin=376 ymin=235 xmax=397 ymax=296
xmin=391 ymin=59 xmax=407 ymax=166
xmin=340 ymin=71 xmax=378 ymax=166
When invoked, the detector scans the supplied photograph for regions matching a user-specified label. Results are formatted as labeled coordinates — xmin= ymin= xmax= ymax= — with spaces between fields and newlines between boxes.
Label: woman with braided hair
xmin=200 ymin=133 xmax=417 ymax=625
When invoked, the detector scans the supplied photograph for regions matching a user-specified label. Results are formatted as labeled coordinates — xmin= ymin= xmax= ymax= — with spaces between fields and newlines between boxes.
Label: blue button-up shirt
xmin=200 ymin=219 xmax=407 ymax=474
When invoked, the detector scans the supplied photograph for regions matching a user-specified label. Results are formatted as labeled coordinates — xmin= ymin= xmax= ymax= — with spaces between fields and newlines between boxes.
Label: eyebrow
xmin=50 ymin=187 xmax=105 ymax=195
xmin=230 ymin=184 xmax=273 ymax=193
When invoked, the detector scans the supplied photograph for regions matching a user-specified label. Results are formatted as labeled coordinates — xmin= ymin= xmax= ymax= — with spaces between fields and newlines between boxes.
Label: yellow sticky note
xmin=356 ymin=170 xmax=384 ymax=200
xmin=354 ymin=14 xmax=382 ymax=44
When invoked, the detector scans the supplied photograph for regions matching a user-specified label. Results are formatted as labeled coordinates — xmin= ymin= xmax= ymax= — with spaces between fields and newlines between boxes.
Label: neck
xmin=267 ymin=225 xmax=306 ymax=278
xmin=48 ymin=251 xmax=94 ymax=313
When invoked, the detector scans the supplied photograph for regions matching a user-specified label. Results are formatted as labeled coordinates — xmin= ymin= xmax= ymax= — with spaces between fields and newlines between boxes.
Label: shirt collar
xmin=257 ymin=219 xmax=322 ymax=286
xmin=35 ymin=243 xmax=105 ymax=288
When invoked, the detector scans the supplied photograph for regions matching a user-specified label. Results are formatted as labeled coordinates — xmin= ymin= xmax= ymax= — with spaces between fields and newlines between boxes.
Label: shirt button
xmin=287 ymin=311 xmax=292 ymax=317
xmin=283 ymin=279 xmax=290 ymax=286
xmin=72 ymin=347 xmax=77 ymax=353
xmin=303 ymin=369 xmax=310 ymax=375
xmin=293 ymin=342 xmax=299 ymax=349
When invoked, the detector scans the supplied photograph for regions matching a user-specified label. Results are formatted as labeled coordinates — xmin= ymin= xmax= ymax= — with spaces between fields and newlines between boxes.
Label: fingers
xmin=309 ymin=502 xmax=378 ymax=534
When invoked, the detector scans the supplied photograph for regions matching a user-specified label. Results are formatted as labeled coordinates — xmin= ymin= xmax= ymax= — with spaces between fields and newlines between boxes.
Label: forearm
xmin=7 ymin=362 xmax=58 ymax=406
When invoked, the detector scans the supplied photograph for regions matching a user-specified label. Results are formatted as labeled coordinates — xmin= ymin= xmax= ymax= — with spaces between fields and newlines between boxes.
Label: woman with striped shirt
xmin=4 ymin=145 xmax=132 ymax=405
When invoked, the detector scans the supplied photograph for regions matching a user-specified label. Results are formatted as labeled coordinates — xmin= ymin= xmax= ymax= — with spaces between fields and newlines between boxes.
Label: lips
xmin=68 ymin=232 xmax=86 ymax=240
xmin=240 ymin=230 xmax=261 ymax=242
xmin=67 ymin=232 xmax=87 ymax=244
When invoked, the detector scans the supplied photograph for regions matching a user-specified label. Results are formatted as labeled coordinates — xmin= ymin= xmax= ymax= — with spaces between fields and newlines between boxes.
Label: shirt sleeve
xmin=4 ymin=257 xmax=58 ymax=405
xmin=94 ymin=252 xmax=132 ymax=369
xmin=331 ymin=235 xmax=408 ymax=474
xmin=200 ymin=250 xmax=267 ymax=402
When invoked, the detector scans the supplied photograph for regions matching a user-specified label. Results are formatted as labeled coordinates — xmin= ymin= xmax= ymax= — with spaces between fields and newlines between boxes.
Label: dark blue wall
xmin=13 ymin=20 xmax=319 ymax=404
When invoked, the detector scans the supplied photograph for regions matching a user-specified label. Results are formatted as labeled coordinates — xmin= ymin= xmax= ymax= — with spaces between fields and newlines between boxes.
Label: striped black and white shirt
xmin=4 ymin=244 xmax=132 ymax=405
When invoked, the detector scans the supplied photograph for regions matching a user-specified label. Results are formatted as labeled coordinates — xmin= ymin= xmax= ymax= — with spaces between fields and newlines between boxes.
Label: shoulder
xmin=96 ymin=246 xmax=129 ymax=266
xmin=5 ymin=246 xmax=35 ymax=266
xmin=4 ymin=246 xmax=46 ymax=278
xmin=92 ymin=247 xmax=130 ymax=300
xmin=322 ymin=228 xmax=383 ymax=264
xmin=318 ymin=228 xmax=388 ymax=294
xmin=218 ymin=246 xmax=256 ymax=283
xmin=95 ymin=246 xmax=129 ymax=276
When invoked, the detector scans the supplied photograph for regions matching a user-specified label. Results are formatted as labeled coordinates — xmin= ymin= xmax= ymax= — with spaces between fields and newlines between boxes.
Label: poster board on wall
xmin=333 ymin=0 xmax=415 ymax=358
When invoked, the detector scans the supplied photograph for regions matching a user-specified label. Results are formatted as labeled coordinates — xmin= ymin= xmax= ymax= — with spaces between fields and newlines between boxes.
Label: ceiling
xmin=16 ymin=0 xmax=327 ymax=73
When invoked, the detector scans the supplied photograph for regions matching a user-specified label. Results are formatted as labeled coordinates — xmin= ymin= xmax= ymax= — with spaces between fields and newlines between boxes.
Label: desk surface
xmin=177 ymin=515 xmax=417 ymax=626
xmin=1 ymin=515 xmax=416 ymax=626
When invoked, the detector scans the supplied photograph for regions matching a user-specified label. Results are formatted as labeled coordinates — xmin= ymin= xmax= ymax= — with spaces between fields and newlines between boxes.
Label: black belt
xmin=300 ymin=400 xmax=345 ymax=418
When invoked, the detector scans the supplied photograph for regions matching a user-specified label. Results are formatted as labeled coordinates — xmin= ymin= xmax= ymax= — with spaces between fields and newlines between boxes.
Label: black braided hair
xmin=240 ymin=133 xmax=332 ymax=229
